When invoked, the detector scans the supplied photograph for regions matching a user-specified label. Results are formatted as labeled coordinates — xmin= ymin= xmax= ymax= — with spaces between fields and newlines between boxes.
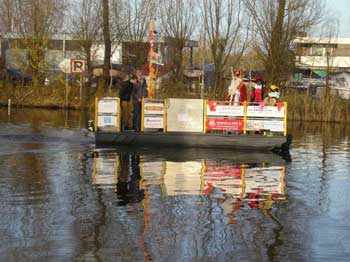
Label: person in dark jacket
xmin=131 ymin=70 xmax=148 ymax=131
xmin=119 ymin=75 xmax=137 ymax=130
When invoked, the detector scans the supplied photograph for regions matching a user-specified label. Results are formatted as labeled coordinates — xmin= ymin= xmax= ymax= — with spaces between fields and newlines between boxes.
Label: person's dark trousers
xmin=132 ymin=102 xmax=141 ymax=131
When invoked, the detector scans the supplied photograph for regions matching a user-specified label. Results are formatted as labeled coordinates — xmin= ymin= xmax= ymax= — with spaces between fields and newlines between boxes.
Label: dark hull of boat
xmin=95 ymin=131 xmax=292 ymax=151
xmin=92 ymin=146 xmax=288 ymax=164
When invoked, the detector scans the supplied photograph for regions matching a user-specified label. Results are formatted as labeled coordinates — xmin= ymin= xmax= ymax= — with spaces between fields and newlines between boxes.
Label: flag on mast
xmin=148 ymin=19 xmax=155 ymax=98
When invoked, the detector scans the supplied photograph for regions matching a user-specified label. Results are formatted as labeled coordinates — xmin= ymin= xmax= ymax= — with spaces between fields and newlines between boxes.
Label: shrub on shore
xmin=1 ymin=83 xmax=349 ymax=123
xmin=281 ymin=88 xmax=350 ymax=123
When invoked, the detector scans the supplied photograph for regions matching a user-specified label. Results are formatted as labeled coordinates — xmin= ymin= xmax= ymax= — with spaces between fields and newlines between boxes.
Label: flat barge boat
xmin=93 ymin=98 xmax=292 ymax=151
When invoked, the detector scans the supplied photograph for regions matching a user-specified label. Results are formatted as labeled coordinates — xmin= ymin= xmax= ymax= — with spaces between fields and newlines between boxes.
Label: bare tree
xmin=109 ymin=0 xmax=126 ymax=52
xmin=102 ymin=0 xmax=111 ymax=88
xmin=158 ymin=0 xmax=197 ymax=81
xmin=244 ymin=0 xmax=324 ymax=86
xmin=201 ymin=0 xmax=249 ymax=97
xmin=10 ymin=0 xmax=67 ymax=83
xmin=0 ymin=0 xmax=14 ymax=33
xmin=319 ymin=16 xmax=339 ymax=95
xmin=70 ymin=0 xmax=102 ymax=89
xmin=0 ymin=0 xmax=14 ymax=68
xmin=111 ymin=0 xmax=152 ymax=68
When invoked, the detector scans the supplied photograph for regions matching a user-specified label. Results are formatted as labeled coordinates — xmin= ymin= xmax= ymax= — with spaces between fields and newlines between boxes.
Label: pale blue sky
xmin=327 ymin=0 xmax=350 ymax=36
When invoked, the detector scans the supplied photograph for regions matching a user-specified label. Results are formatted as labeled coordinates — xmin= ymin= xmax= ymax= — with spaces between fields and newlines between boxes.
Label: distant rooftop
xmin=294 ymin=37 xmax=350 ymax=45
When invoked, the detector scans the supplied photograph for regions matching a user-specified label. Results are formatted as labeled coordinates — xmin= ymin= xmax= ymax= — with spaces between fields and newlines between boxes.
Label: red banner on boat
xmin=206 ymin=118 xmax=243 ymax=131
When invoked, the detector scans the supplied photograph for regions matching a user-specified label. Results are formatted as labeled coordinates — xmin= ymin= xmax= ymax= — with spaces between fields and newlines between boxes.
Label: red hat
xmin=255 ymin=76 xmax=263 ymax=82
xmin=235 ymin=70 xmax=242 ymax=77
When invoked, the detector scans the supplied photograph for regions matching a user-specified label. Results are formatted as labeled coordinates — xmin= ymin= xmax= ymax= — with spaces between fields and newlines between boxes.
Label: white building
xmin=294 ymin=37 xmax=350 ymax=71
xmin=0 ymin=33 xmax=197 ymax=73
xmin=292 ymin=37 xmax=350 ymax=99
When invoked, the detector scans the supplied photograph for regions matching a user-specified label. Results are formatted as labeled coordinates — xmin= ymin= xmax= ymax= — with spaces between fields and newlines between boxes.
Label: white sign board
xmin=144 ymin=102 xmax=164 ymax=115
xmin=207 ymin=102 xmax=244 ymax=117
xmin=167 ymin=99 xmax=204 ymax=132
xmin=247 ymin=106 xmax=284 ymax=118
xmin=59 ymin=58 xmax=71 ymax=73
xmin=144 ymin=116 xmax=163 ymax=129
xmin=246 ymin=120 xmax=284 ymax=132
xmin=98 ymin=98 xmax=118 ymax=115
xmin=98 ymin=115 xmax=118 ymax=128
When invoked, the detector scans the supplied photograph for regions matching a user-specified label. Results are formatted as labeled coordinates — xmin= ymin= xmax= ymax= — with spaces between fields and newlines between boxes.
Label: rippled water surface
xmin=0 ymin=108 xmax=349 ymax=261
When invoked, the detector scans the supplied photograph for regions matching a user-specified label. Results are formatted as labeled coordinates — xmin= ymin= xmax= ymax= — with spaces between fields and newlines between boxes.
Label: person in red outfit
xmin=250 ymin=77 xmax=267 ymax=103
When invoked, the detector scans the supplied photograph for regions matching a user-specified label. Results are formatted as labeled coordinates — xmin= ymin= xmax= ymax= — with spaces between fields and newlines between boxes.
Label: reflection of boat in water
xmin=92 ymin=154 xmax=119 ymax=189
xmin=140 ymin=158 xmax=286 ymax=203
xmin=94 ymin=98 xmax=292 ymax=151
xmin=92 ymin=153 xmax=145 ymax=205
xmin=94 ymin=146 xmax=288 ymax=164
xmin=91 ymin=147 xmax=286 ymax=209
xmin=89 ymin=147 xmax=288 ymax=259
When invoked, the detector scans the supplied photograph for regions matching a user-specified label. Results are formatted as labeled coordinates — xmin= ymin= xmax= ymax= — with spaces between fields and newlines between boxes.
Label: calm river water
xmin=0 ymin=107 xmax=349 ymax=261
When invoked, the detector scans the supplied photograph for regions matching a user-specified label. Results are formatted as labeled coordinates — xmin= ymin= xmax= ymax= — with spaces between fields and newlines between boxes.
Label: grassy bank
xmin=1 ymin=84 xmax=349 ymax=123
xmin=0 ymin=84 xmax=108 ymax=110
xmin=281 ymin=89 xmax=350 ymax=123
xmin=1 ymin=84 xmax=77 ymax=109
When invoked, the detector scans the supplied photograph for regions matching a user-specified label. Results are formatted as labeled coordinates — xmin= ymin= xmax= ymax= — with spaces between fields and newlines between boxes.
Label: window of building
xmin=8 ymin=39 xmax=26 ymax=49
xmin=332 ymin=44 xmax=350 ymax=56
xmin=311 ymin=46 xmax=324 ymax=56
xmin=65 ymin=40 xmax=83 ymax=51
xmin=47 ymin=40 xmax=63 ymax=50
xmin=301 ymin=43 xmax=312 ymax=48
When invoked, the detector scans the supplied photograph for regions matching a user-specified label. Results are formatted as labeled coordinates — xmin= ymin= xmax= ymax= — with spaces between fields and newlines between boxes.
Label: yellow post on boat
xmin=94 ymin=97 xmax=99 ymax=131
xmin=163 ymin=99 xmax=167 ymax=132
xmin=117 ymin=97 xmax=121 ymax=132
xmin=203 ymin=99 xmax=207 ymax=134
xmin=283 ymin=102 xmax=287 ymax=136
xmin=141 ymin=98 xmax=145 ymax=132
xmin=243 ymin=101 xmax=248 ymax=135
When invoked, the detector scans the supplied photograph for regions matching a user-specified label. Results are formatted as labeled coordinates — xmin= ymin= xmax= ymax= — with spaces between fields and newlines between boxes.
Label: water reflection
xmin=92 ymin=152 xmax=145 ymax=204
xmin=89 ymin=149 xmax=287 ymax=260
xmin=0 ymin=107 xmax=92 ymax=130
xmin=290 ymin=121 xmax=350 ymax=149
xmin=91 ymin=149 xmax=286 ymax=210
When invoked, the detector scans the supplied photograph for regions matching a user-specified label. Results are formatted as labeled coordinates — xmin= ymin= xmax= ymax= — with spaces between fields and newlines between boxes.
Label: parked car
xmin=4 ymin=68 xmax=32 ymax=85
